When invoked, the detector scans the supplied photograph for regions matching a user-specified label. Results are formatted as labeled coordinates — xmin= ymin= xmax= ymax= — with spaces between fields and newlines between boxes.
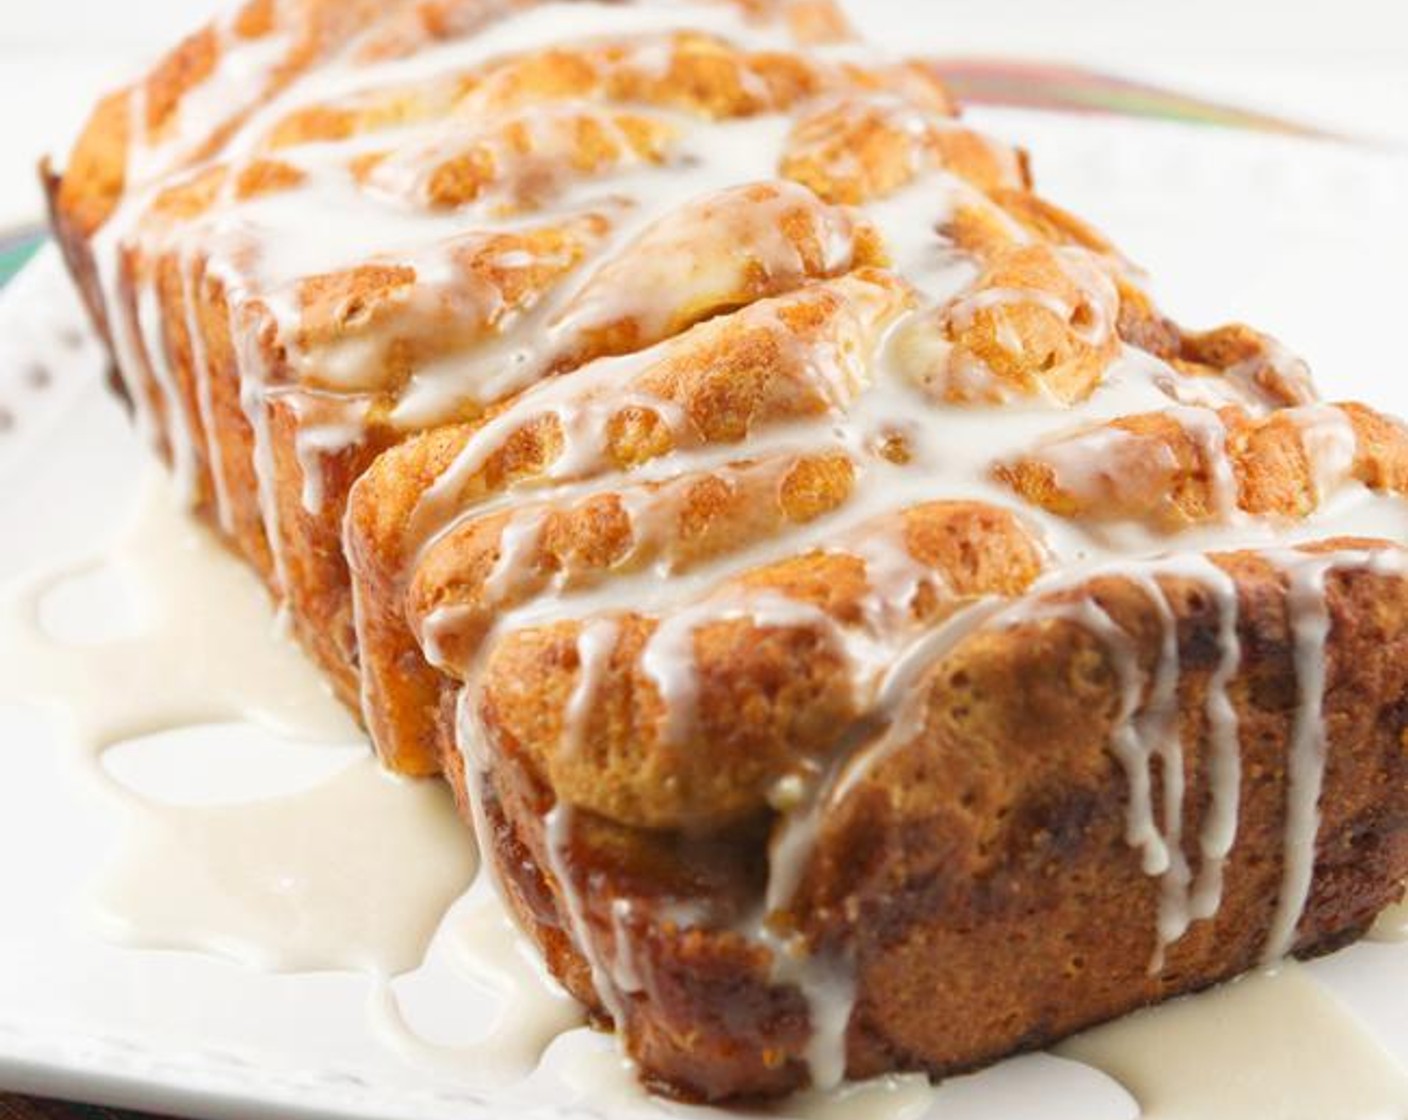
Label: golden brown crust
xmin=55 ymin=0 xmax=408 ymax=236
xmin=890 ymin=241 xmax=1121 ymax=405
xmin=48 ymin=0 xmax=1408 ymax=1104
xmin=407 ymin=451 xmax=860 ymax=670
xmin=474 ymin=501 xmax=1048 ymax=828
xmin=780 ymin=97 xmax=1018 ymax=205
xmin=470 ymin=541 xmax=1408 ymax=1100
xmin=348 ymin=270 xmax=911 ymax=772
xmin=351 ymin=109 xmax=680 ymax=212
xmin=284 ymin=213 xmax=613 ymax=397
xmin=801 ymin=542 xmax=1408 ymax=1071
xmin=996 ymin=401 xmax=1408 ymax=529
xmin=53 ymin=91 xmax=133 ymax=241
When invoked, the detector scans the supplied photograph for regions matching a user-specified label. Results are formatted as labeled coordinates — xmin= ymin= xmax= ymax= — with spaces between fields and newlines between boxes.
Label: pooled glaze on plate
xmin=1056 ymin=962 xmax=1408 ymax=1120
xmin=1 ymin=470 xmax=1405 ymax=1118
xmin=0 ymin=474 xmax=471 ymax=977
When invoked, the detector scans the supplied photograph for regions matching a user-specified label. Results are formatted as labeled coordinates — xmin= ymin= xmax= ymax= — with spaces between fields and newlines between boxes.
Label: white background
xmin=0 ymin=0 xmax=1405 ymax=228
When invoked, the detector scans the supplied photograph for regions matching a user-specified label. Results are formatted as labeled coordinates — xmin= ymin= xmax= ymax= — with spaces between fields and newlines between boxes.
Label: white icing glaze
xmin=367 ymin=884 xmax=584 ymax=1081
xmin=1369 ymin=890 xmax=1408 ymax=943
xmin=0 ymin=470 xmax=353 ymax=748
xmin=1007 ymin=595 xmax=1175 ymax=882
xmin=1289 ymin=403 xmax=1360 ymax=503
xmin=287 ymin=392 xmax=374 ymax=513
xmin=123 ymin=9 xmax=292 ymax=190
xmin=1261 ymin=549 xmax=1338 ymax=963
xmin=752 ymin=598 xmax=1008 ymax=1081
xmin=769 ymin=536 xmax=1399 ymax=999
xmin=134 ymin=276 xmax=201 ymax=502
xmin=1167 ymin=405 xmax=1240 ymax=522
xmin=90 ymin=225 xmax=159 ymax=453
xmin=1182 ymin=557 xmax=1243 ymax=923
xmin=1125 ymin=572 xmax=1193 ymax=965
xmin=1069 ymin=555 xmax=1239 ymax=965
xmin=542 ymin=176 xmax=865 ymax=358
xmin=1260 ymin=546 xmax=1404 ymax=962
xmin=542 ymin=802 xmax=631 ymax=1026
xmin=0 ymin=472 xmax=474 ymax=979
xmin=87 ymin=0 xmax=829 ymax=587
xmin=180 ymin=256 xmax=236 ymax=533
xmin=239 ymin=313 xmax=295 ymax=593
xmin=608 ymin=897 xmax=646 ymax=995
xmin=640 ymin=589 xmax=845 ymax=746
xmin=1057 ymin=962 xmax=1408 ymax=1119
xmin=482 ymin=507 xmax=551 ymax=604
xmin=55 ymin=0 xmax=1408 ymax=1099
xmin=564 ymin=616 xmax=620 ymax=756
xmin=98 ymin=755 xmax=474 ymax=975
xmin=946 ymin=285 xmax=1075 ymax=331
xmin=778 ymin=948 xmax=856 ymax=1093
xmin=554 ymin=1033 xmax=936 ymax=1120
xmin=1222 ymin=331 xmax=1318 ymax=409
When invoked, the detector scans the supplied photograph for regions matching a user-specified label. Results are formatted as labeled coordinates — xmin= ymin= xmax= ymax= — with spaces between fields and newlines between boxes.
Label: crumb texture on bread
xmin=50 ymin=0 xmax=1408 ymax=1101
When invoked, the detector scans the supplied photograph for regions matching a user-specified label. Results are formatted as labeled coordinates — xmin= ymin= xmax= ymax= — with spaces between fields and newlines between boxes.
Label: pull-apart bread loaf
xmin=51 ymin=0 xmax=1408 ymax=1102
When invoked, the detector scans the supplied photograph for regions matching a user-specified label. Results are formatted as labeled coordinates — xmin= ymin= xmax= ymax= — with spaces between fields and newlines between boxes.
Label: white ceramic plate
xmin=1 ymin=109 xmax=1407 ymax=1120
